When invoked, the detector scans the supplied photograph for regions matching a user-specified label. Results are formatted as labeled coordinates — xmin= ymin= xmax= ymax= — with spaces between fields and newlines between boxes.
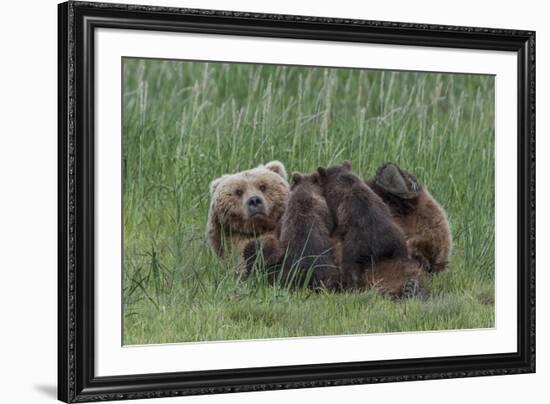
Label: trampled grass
xmin=122 ymin=58 xmax=495 ymax=345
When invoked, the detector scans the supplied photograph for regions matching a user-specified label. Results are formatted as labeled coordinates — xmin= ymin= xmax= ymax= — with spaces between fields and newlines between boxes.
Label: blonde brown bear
xmin=206 ymin=161 xmax=289 ymax=277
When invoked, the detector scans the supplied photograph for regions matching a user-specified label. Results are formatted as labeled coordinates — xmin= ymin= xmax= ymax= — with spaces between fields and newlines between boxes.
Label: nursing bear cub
xmin=317 ymin=161 xmax=427 ymax=296
xmin=366 ymin=162 xmax=452 ymax=273
xmin=277 ymin=172 xmax=343 ymax=290
xmin=241 ymin=171 xmax=343 ymax=289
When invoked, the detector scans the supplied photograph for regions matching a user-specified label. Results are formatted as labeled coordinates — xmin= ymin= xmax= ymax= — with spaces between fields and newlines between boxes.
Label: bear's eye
xmin=259 ymin=184 xmax=267 ymax=192
xmin=235 ymin=189 xmax=243 ymax=197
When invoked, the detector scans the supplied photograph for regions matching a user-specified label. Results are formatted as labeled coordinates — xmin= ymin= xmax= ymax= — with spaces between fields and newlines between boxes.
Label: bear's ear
xmin=209 ymin=176 xmax=226 ymax=195
xmin=291 ymin=172 xmax=302 ymax=186
xmin=264 ymin=160 xmax=287 ymax=179
xmin=317 ymin=166 xmax=327 ymax=177
xmin=342 ymin=160 xmax=352 ymax=170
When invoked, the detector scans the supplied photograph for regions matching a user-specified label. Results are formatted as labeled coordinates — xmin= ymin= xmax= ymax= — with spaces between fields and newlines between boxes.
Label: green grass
xmin=122 ymin=58 xmax=495 ymax=345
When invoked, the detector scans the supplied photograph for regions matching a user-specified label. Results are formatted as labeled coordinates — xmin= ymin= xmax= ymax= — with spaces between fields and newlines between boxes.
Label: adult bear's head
xmin=208 ymin=161 xmax=289 ymax=237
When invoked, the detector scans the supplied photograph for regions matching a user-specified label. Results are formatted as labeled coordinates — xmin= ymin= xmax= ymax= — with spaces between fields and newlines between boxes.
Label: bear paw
xmin=401 ymin=277 xmax=426 ymax=299
xmin=243 ymin=236 xmax=283 ymax=279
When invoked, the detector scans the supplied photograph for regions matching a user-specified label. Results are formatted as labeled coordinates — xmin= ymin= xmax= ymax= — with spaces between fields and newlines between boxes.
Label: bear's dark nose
xmin=247 ymin=195 xmax=263 ymax=208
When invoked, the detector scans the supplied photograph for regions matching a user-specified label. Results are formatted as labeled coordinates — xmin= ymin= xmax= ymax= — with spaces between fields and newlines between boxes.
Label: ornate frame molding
xmin=58 ymin=1 xmax=535 ymax=402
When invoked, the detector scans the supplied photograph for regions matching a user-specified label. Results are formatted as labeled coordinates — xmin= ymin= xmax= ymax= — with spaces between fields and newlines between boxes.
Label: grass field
xmin=122 ymin=58 xmax=495 ymax=345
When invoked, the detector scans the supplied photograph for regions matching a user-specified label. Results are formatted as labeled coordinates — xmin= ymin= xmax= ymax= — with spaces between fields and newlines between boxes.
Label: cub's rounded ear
xmin=291 ymin=172 xmax=302 ymax=186
xmin=342 ymin=160 xmax=352 ymax=170
xmin=317 ymin=166 xmax=327 ymax=177
xmin=209 ymin=176 xmax=226 ymax=195
xmin=264 ymin=160 xmax=287 ymax=179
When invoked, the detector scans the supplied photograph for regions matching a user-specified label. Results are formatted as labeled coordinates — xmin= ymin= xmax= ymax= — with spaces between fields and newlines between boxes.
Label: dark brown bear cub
xmin=317 ymin=161 xmax=409 ymax=288
xmin=366 ymin=162 xmax=452 ymax=273
xmin=243 ymin=171 xmax=342 ymax=290
xmin=277 ymin=172 xmax=342 ymax=290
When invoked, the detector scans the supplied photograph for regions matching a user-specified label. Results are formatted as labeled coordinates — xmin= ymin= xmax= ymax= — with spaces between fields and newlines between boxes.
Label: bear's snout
xmin=246 ymin=195 xmax=265 ymax=215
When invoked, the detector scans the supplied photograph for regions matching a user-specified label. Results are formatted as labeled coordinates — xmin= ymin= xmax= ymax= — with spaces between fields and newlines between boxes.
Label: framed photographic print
xmin=58 ymin=1 xmax=535 ymax=402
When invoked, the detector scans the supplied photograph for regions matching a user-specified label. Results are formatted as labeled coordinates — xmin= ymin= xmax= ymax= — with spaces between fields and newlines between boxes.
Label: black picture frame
xmin=58 ymin=1 xmax=536 ymax=402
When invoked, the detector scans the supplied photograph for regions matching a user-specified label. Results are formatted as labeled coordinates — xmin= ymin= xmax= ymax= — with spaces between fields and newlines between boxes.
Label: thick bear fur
xmin=366 ymin=162 xmax=452 ymax=273
xmin=213 ymin=160 xmax=432 ymax=298
xmin=317 ymin=161 xmax=410 ymax=288
xmin=243 ymin=172 xmax=343 ymax=290
xmin=364 ymin=258 xmax=428 ymax=298
xmin=207 ymin=161 xmax=289 ymax=277
xmin=277 ymin=171 xmax=343 ymax=290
